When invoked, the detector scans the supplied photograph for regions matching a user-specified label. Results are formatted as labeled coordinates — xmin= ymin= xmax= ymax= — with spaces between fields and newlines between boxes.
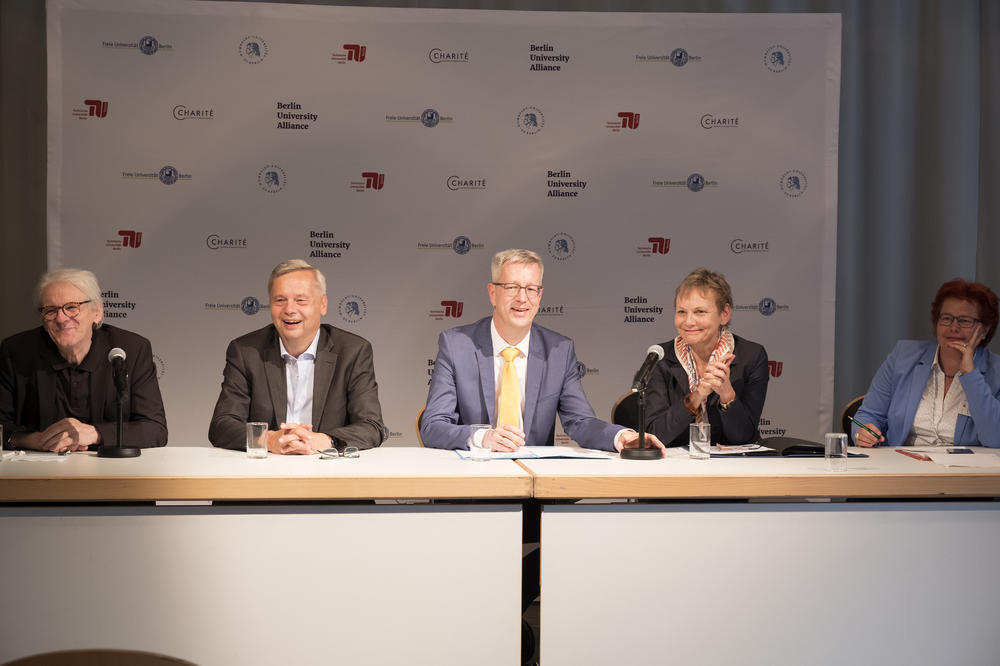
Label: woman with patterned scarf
xmin=644 ymin=268 xmax=770 ymax=446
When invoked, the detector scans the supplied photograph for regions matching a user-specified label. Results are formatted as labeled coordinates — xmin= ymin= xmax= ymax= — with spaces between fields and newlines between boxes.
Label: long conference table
xmin=2 ymin=445 xmax=999 ymax=666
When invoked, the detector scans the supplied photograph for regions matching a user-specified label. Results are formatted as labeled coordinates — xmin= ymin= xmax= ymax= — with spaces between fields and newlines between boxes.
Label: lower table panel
xmin=0 ymin=503 xmax=522 ymax=666
xmin=541 ymin=501 xmax=1000 ymax=666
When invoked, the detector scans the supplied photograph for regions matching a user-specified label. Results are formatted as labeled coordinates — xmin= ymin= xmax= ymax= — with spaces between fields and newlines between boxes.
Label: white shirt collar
xmin=490 ymin=319 xmax=530 ymax=358
xmin=279 ymin=329 xmax=321 ymax=361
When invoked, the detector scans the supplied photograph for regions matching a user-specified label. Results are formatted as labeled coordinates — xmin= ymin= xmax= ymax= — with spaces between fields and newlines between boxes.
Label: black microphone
xmin=630 ymin=345 xmax=665 ymax=392
xmin=108 ymin=347 xmax=128 ymax=395
xmin=98 ymin=347 xmax=140 ymax=458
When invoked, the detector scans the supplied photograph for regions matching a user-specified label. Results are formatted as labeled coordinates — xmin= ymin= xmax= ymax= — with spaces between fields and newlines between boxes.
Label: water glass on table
xmin=467 ymin=424 xmax=492 ymax=461
xmin=825 ymin=432 xmax=848 ymax=472
xmin=689 ymin=422 xmax=711 ymax=460
xmin=246 ymin=422 xmax=268 ymax=459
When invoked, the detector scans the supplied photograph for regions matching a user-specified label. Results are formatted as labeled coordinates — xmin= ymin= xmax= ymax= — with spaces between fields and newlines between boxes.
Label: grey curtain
xmin=2 ymin=0 xmax=997 ymax=429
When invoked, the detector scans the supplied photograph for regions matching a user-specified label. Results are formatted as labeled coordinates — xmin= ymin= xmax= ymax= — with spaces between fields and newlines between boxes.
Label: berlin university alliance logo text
xmin=307 ymin=230 xmax=351 ymax=260
xmin=624 ymin=296 xmax=664 ymax=324
xmin=546 ymin=170 xmax=586 ymax=198
xmin=276 ymin=101 xmax=319 ymax=131
xmin=101 ymin=289 xmax=136 ymax=320
xmin=528 ymin=43 xmax=570 ymax=72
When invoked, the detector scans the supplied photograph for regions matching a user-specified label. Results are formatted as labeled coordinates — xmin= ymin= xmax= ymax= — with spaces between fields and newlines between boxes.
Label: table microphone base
xmin=97 ymin=445 xmax=141 ymax=458
xmin=620 ymin=446 xmax=663 ymax=460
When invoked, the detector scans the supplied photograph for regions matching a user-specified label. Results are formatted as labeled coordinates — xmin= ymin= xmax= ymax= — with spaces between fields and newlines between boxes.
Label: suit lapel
xmin=473 ymin=319 xmax=496 ymax=426
xmin=901 ymin=343 xmax=936 ymax=433
xmin=313 ymin=327 xmax=336 ymax=427
xmin=263 ymin=328 xmax=287 ymax=424
xmin=523 ymin=327 xmax=544 ymax=441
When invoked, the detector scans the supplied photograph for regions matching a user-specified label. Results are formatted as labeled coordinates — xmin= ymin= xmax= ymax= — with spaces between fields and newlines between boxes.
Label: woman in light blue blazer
xmin=854 ymin=279 xmax=1000 ymax=448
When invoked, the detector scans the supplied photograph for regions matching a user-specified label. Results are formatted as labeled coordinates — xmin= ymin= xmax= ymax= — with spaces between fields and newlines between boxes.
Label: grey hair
xmin=36 ymin=268 xmax=103 ymax=327
xmin=268 ymin=259 xmax=327 ymax=296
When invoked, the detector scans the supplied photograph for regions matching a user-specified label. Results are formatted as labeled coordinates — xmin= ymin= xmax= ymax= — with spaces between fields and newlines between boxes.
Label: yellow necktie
xmin=497 ymin=347 xmax=521 ymax=428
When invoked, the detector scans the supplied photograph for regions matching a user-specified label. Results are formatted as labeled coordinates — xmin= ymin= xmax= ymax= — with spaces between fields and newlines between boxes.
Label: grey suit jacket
xmin=419 ymin=316 xmax=620 ymax=451
xmin=208 ymin=324 xmax=387 ymax=450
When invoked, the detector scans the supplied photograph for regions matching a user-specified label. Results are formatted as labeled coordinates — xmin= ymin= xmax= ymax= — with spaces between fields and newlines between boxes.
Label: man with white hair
xmin=0 ymin=268 xmax=167 ymax=452
xmin=209 ymin=259 xmax=387 ymax=454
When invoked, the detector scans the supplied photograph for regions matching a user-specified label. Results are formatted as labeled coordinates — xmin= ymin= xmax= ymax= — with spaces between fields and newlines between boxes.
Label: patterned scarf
xmin=674 ymin=330 xmax=735 ymax=422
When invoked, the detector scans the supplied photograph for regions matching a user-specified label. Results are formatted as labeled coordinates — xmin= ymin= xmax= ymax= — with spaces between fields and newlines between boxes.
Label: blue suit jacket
xmin=420 ymin=317 xmax=620 ymax=451
xmin=853 ymin=339 xmax=1000 ymax=447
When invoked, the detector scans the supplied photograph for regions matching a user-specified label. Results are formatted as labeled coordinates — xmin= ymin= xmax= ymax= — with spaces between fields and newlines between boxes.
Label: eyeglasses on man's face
xmin=39 ymin=300 xmax=92 ymax=321
xmin=937 ymin=314 xmax=981 ymax=329
xmin=491 ymin=283 xmax=542 ymax=298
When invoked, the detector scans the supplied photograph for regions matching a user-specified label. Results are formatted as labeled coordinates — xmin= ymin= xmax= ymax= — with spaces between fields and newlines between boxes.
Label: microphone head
xmin=646 ymin=344 xmax=665 ymax=360
xmin=108 ymin=347 xmax=127 ymax=363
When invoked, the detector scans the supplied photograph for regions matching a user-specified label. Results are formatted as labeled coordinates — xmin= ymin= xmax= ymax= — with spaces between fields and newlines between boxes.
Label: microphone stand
xmin=98 ymin=376 xmax=141 ymax=458
xmin=620 ymin=384 xmax=662 ymax=460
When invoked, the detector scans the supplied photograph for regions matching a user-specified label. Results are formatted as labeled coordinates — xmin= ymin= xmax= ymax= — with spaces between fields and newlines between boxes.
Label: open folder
xmin=714 ymin=437 xmax=868 ymax=458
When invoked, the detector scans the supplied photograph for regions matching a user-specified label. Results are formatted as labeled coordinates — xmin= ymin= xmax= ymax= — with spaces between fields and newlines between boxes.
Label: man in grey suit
xmin=209 ymin=259 xmax=387 ymax=454
xmin=420 ymin=248 xmax=663 ymax=454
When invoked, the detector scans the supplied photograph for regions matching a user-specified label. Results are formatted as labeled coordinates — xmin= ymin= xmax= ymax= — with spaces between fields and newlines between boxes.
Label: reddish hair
xmin=931 ymin=278 xmax=999 ymax=346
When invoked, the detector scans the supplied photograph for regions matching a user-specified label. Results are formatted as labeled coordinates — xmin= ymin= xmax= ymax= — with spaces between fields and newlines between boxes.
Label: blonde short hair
xmin=675 ymin=267 xmax=733 ymax=313
xmin=490 ymin=249 xmax=544 ymax=283
xmin=267 ymin=259 xmax=327 ymax=296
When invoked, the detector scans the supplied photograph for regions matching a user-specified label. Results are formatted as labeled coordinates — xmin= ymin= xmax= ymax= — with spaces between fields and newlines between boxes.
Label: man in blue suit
xmin=420 ymin=248 xmax=663 ymax=454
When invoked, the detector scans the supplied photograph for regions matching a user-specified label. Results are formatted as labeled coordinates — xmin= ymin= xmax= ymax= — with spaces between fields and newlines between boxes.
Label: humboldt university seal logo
xmin=547 ymin=233 xmax=575 ymax=260
xmin=158 ymin=166 xmax=179 ymax=185
xmin=780 ymin=169 xmax=807 ymax=197
xmin=339 ymin=295 xmax=367 ymax=323
xmin=139 ymin=35 xmax=159 ymax=55
xmin=240 ymin=36 xmax=268 ymax=64
xmin=764 ymin=45 xmax=791 ymax=73
xmin=517 ymin=107 xmax=544 ymax=135
xmin=258 ymin=165 xmax=286 ymax=193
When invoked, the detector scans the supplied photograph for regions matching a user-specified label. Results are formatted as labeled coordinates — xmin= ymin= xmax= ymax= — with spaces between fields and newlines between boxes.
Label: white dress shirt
xmin=279 ymin=331 xmax=320 ymax=426
xmin=905 ymin=346 xmax=969 ymax=447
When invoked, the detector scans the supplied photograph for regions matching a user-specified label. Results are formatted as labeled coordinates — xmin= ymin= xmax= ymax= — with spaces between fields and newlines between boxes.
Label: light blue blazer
xmin=420 ymin=317 xmax=620 ymax=451
xmin=853 ymin=339 xmax=1000 ymax=447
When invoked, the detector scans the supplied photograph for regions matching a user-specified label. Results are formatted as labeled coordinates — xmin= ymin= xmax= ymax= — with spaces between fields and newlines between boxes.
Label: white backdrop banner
xmin=46 ymin=0 xmax=841 ymax=446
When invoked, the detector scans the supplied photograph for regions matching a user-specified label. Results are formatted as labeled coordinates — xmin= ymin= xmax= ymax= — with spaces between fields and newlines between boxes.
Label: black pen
xmin=848 ymin=414 xmax=882 ymax=443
